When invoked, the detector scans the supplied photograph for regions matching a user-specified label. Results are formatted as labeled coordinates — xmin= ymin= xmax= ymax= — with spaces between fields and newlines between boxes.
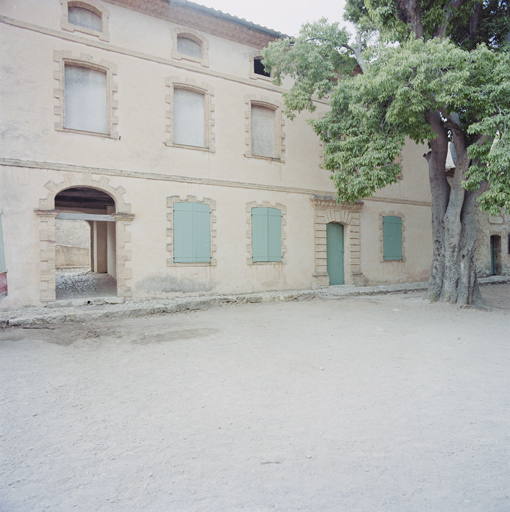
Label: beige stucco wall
xmin=0 ymin=0 xmax=458 ymax=311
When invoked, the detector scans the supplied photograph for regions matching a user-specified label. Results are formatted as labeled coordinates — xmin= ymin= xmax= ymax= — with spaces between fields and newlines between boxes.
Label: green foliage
xmin=266 ymin=22 xmax=510 ymax=209
xmin=345 ymin=0 xmax=510 ymax=48
xmin=263 ymin=19 xmax=356 ymax=119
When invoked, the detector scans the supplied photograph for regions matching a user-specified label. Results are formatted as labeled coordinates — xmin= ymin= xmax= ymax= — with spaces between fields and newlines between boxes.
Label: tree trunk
xmin=425 ymin=120 xmax=484 ymax=306
xmin=426 ymin=111 xmax=450 ymax=300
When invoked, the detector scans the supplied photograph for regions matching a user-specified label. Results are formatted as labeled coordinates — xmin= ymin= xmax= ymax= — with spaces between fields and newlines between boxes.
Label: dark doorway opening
xmin=490 ymin=235 xmax=502 ymax=276
xmin=55 ymin=187 xmax=117 ymax=300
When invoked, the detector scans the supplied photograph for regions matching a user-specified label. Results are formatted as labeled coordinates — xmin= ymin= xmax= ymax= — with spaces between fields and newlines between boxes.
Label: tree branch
xmin=343 ymin=32 xmax=365 ymax=73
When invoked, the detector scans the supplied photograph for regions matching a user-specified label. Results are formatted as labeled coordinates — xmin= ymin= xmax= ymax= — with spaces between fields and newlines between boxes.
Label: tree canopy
xmin=263 ymin=4 xmax=510 ymax=213
xmin=263 ymin=0 xmax=510 ymax=304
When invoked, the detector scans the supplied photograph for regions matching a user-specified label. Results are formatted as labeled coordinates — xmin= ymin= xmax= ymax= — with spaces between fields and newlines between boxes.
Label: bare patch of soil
xmin=1 ymin=286 xmax=509 ymax=511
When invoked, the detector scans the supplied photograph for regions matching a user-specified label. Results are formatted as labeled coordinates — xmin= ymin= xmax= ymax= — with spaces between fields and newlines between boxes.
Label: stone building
xmin=0 ymin=0 xmax=508 ymax=310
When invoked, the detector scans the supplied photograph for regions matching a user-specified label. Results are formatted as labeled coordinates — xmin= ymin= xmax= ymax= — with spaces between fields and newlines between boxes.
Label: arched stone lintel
xmin=40 ymin=174 xmax=131 ymax=214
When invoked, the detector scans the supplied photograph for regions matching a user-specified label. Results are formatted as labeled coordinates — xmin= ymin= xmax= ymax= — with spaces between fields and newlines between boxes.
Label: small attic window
xmin=68 ymin=6 xmax=102 ymax=32
xmin=177 ymin=36 xmax=202 ymax=59
xmin=254 ymin=58 xmax=270 ymax=77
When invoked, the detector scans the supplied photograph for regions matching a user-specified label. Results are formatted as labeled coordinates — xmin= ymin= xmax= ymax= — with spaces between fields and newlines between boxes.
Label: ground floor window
xmin=251 ymin=207 xmax=282 ymax=262
xmin=173 ymin=202 xmax=211 ymax=263
xmin=383 ymin=215 xmax=403 ymax=261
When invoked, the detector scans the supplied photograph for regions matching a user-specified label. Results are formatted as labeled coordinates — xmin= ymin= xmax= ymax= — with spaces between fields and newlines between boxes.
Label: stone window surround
xmin=244 ymin=95 xmax=285 ymax=162
xmin=171 ymin=29 xmax=210 ymax=68
xmin=53 ymin=51 xmax=119 ymax=139
xmin=379 ymin=211 xmax=406 ymax=263
xmin=249 ymin=51 xmax=272 ymax=81
xmin=35 ymin=174 xmax=134 ymax=304
xmin=311 ymin=196 xmax=364 ymax=287
xmin=60 ymin=0 xmax=110 ymax=42
xmin=165 ymin=77 xmax=216 ymax=152
xmin=166 ymin=195 xmax=217 ymax=267
xmin=246 ymin=201 xmax=287 ymax=265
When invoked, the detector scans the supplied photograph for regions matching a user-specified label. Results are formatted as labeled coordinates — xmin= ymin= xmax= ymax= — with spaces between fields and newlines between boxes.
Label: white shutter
xmin=177 ymin=37 xmax=201 ymax=59
xmin=65 ymin=66 xmax=107 ymax=134
xmin=251 ymin=106 xmax=275 ymax=157
xmin=173 ymin=89 xmax=205 ymax=147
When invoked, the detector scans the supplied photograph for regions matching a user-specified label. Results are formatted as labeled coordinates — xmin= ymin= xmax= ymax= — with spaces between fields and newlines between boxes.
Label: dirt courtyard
xmin=1 ymin=285 xmax=509 ymax=512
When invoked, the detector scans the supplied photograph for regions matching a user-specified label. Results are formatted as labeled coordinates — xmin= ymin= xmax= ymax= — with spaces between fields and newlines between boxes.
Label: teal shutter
xmin=383 ymin=216 xmax=403 ymax=260
xmin=252 ymin=208 xmax=268 ymax=262
xmin=174 ymin=203 xmax=211 ymax=263
xmin=174 ymin=203 xmax=194 ymax=262
xmin=193 ymin=203 xmax=211 ymax=263
xmin=267 ymin=208 xmax=282 ymax=262
xmin=0 ymin=213 xmax=5 ymax=273
xmin=252 ymin=207 xmax=281 ymax=262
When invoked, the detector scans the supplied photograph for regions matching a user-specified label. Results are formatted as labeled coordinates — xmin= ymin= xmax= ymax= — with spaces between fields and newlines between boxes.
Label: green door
xmin=327 ymin=223 xmax=344 ymax=285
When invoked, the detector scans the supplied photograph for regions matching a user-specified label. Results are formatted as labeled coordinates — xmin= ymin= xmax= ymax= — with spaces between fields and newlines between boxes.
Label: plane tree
xmin=263 ymin=0 xmax=510 ymax=305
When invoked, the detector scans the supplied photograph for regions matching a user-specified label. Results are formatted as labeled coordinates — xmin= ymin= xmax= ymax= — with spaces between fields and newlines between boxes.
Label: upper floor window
xmin=244 ymin=96 xmax=285 ymax=161
xmin=254 ymin=58 xmax=270 ymax=77
xmin=251 ymin=105 xmax=276 ymax=158
xmin=68 ymin=6 xmax=102 ymax=31
xmin=171 ymin=30 xmax=209 ymax=67
xmin=54 ymin=51 xmax=118 ymax=138
xmin=65 ymin=65 xmax=107 ymax=134
xmin=165 ymin=78 xmax=215 ymax=152
xmin=61 ymin=1 xmax=109 ymax=41
xmin=250 ymin=53 xmax=272 ymax=80
xmin=177 ymin=36 xmax=202 ymax=59
xmin=173 ymin=88 xmax=205 ymax=148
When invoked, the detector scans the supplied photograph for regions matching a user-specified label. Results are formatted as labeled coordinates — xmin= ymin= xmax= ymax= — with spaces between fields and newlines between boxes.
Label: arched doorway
xmin=54 ymin=187 xmax=117 ymax=300
xmin=490 ymin=235 xmax=502 ymax=276
xmin=327 ymin=222 xmax=344 ymax=285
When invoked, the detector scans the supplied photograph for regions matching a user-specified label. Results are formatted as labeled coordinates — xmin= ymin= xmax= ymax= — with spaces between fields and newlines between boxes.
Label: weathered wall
xmin=55 ymin=246 xmax=90 ymax=268
xmin=0 ymin=0 xmax=462 ymax=311
xmin=55 ymin=219 xmax=90 ymax=248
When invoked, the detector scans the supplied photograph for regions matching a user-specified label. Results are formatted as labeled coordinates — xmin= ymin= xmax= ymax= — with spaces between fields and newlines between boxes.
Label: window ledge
xmin=62 ymin=21 xmax=108 ymax=41
xmin=245 ymin=153 xmax=283 ymax=163
xmin=250 ymin=74 xmax=273 ymax=82
xmin=168 ymin=261 xmax=217 ymax=267
xmin=247 ymin=260 xmax=285 ymax=265
xmin=165 ymin=142 xmax=213 ymax=153
xmin=55 ymin=126 xmax=118 ymax=139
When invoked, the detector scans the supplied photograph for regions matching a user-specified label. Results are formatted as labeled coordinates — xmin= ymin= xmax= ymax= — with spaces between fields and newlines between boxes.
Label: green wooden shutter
xmin=193 ymin=203 xmax=211 ymax=263
xmin=0 ymin=213 xmax=5 ymax=273
xmin=174 ymin=202 xmax=210 ymax=263
xmin=174 ymin=203 xmax=194 ymax=262
xmin=383 ymin=216 xmax=403 ymax=260
xmin=252 ymin=207 xmax=281 ymax=262
xmin=252 ymin=208 xmax=268 ymax=262
xmin=267 ymin=208 xmax=282 ymax=262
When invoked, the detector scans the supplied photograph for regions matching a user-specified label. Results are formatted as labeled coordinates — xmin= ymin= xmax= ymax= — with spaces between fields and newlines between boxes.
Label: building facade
xmin=0 ymin=0 xmax=508 ymax=311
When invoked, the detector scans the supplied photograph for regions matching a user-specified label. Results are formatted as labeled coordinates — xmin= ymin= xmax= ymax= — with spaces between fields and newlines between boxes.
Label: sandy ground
xmin=1 ymin=285 xmax=509 ymax=512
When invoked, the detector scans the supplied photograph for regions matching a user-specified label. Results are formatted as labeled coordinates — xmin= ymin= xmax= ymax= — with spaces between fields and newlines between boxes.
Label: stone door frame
xmin=311 ymin=196 xmax=364 ymax=288
xmin=35 ymin=174 xmax=134 ymax=304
